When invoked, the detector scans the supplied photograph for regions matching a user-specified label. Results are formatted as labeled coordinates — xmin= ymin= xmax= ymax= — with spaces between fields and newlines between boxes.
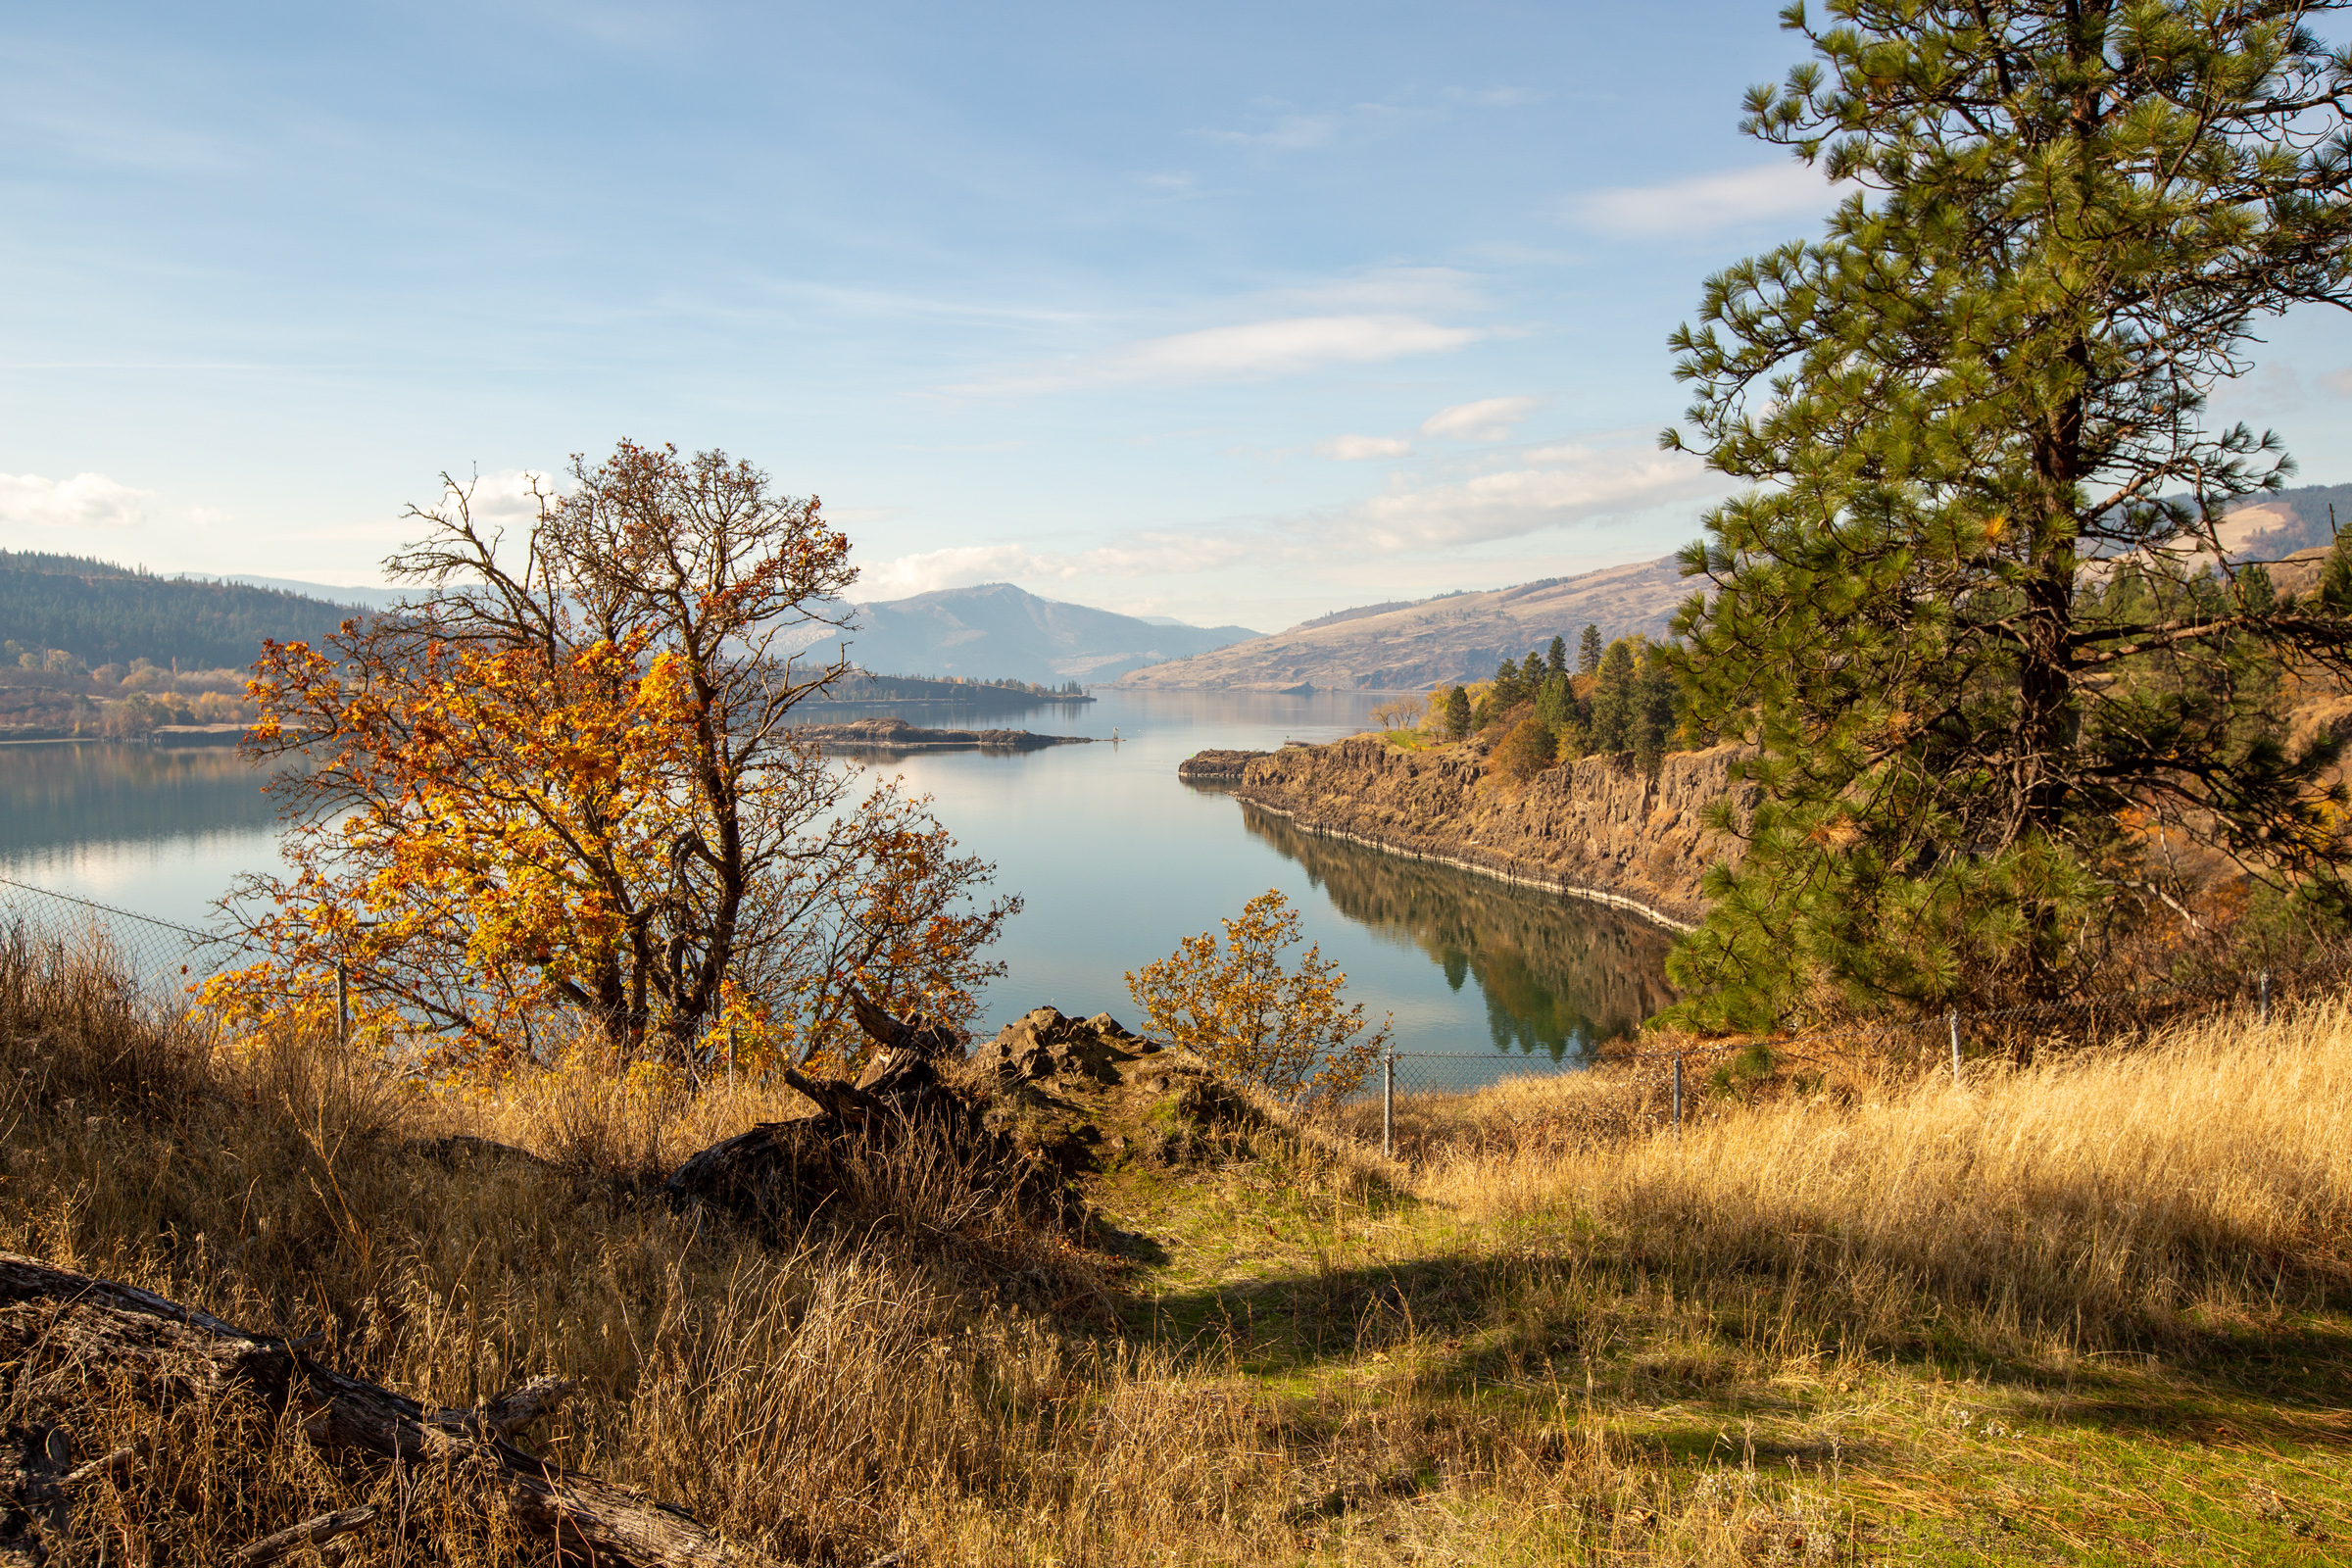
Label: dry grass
xmin=1423 ymin=1004 xmax=2352 ymax=1352
xmin=5 ymin=927 xmax=2352 ymax=1563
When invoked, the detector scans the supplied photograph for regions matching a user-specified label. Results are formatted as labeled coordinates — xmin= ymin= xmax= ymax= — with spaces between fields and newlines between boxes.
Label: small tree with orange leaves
xmin=1126 ymin=889 xmax=1391 ymax=1105
xmin=209 ymin=441 xmax=1016 ymax=1076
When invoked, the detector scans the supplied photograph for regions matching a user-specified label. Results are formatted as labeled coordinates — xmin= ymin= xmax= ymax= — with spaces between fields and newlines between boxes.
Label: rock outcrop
xmin=1176 ymin=748 xmax=1267 ymax=784
xmin=1227 ymin=736 xmax=1755 ymax=930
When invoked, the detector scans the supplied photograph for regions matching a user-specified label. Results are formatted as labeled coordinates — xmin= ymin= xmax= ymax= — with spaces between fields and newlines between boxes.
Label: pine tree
xmin=1445 ymin=685 xmax=1472 ymax=741
xmin=1664 ymin=0 xmax=2352 ymax=1028
xmin=1588 ymin=640 xmax=1638 ymax=753
xmin=1577 ymin=624 xmax=1603 ymax=675
xmin=1547 ymin=635 xmax=1569 ymax=675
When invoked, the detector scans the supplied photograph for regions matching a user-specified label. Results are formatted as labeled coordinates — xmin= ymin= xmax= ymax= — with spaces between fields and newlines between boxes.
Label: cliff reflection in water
xmin=1240 ymin=804 xmax=1678 ymax=1059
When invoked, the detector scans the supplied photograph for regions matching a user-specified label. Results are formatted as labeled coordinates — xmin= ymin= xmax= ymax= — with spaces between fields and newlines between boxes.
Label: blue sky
xmin=7 ymin=2 xmax=2352 ymax=634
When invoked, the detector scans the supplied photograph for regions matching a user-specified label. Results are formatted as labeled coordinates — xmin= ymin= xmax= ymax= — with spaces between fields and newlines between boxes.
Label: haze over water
xmin=0 ymin=691 xmax=1674 ymax=1072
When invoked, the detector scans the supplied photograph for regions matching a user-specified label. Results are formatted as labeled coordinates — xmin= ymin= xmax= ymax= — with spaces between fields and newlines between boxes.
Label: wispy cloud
xmin=1347 ymin=441 xmax=1717 ymax=552
xmin=1195 ymin=113 xmax=1338 ymax=153
xmin=857 ymin=534 xmax=1251 ymax=599
xmin=1420 ymin=396 xmax=1536 ymax=442
xmin=1318 ymin=434 xmax=1412 ymax=461
xmin=0 ymin=470 xmax=153 ymax=531
xmin=434 ymin=468 xmax=557 ymax=523
xmin=1570 ymin=161 xmax=1838 ymax=239
xmin=951 ymin=312 xmax=1486 ymax=394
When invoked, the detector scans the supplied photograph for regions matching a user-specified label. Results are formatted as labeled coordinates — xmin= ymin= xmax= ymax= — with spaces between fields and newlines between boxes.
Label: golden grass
xmin=1423 ymin=1004 xmax=2352 ymax=1351
xmin=5 ymin=927 xmax=2351 ymax=1563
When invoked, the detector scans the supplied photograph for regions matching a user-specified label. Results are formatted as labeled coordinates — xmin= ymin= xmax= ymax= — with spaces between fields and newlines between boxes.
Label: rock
xmin=1177 ymin=749 xmax=1266 ymax=784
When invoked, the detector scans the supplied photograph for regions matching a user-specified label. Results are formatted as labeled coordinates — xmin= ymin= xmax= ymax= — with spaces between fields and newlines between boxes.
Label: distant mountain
xmin=1 ymin=553 xmax=366 ymax=671
xmin=1116 ymin=555 xmax=1689 ymax=692
xmin=206 ymin=575 xmax=411 ymax=611
xmin=805 ymin=582 xmax=1262 ymax=684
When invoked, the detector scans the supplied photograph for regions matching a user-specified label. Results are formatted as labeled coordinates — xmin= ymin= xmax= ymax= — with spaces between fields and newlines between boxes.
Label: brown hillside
xmin=1117 ymin=554 xmax=1687 ymax=692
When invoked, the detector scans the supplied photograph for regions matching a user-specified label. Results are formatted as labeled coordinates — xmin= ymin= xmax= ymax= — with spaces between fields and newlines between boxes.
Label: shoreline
xmin=1233 ymin=796 xmax=1700 ymax=934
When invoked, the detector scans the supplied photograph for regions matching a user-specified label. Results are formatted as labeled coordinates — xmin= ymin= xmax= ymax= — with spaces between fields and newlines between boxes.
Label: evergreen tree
xmin=1547 ymin=634 xmax=1568 ymax=675
xmin=1445 ymin=685 xmax=1472 ymax=740
xmin=1588 ymin=639 xmax=1638 ymax=753
xmin=1487 ymin=658 xmax=1529 ymax=717
xmin=1664 ymin=0 xmax=2352 ymax=1028
xmin=1577 ymin=624 xmax=1603 ymax=675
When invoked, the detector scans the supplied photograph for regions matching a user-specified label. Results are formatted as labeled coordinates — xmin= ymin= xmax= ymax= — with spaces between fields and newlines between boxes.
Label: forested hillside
xmin=0 ymin=552 xmax=363 ymax=669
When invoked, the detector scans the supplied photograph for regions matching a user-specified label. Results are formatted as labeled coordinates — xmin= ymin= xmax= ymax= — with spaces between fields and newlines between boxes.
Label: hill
xmin=1117 ymin=553 xmax=1687 ymax=692
xmin=806 ymin=581 xmax=1262 ymax=684
xmin=0 ymin=553 xmax=368 ymax=670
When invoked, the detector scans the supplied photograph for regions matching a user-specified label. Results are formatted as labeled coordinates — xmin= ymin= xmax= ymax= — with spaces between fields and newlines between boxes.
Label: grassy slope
xmin=1 ymin=936 xmax=2347 ymax=1564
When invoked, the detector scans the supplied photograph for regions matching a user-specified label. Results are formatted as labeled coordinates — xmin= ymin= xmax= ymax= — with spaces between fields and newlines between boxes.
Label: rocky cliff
xmin=1224 ymin=736 xmax=1753 ymax=930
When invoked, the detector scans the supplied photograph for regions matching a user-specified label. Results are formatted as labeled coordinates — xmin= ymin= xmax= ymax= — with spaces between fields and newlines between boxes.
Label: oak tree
xmin=209 ymin=442 xmax=1017 ymax=1074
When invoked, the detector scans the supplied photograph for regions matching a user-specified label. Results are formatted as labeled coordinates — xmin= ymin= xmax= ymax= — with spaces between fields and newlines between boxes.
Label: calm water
xmin=0 ymin=691 xmax=1674 ymax=1060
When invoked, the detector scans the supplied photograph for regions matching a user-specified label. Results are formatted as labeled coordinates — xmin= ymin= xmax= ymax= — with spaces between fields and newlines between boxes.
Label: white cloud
xmin=436 ymin=468 xmax=557 ymax=522
xmin=0 ymin=471 xmax=152 ymax=531
xmin=1111 ymin=314 xmax=1482 ymax=381
xmin=2319 ymin=368 xmax=2352 ymax=398
xmin=857 ymin=534 xmax=1250 ymax=599
xmin=1571 ymin=162 xmax=1838 ymax=239
xmin=1420 ymin=396 xmax=1536 ymax=442
xmin=1319 ymin=434 xmax=1413 ymax=461
xmin=1349 ymin=442 xmax=1718 ymax=552
xmin=953 ymin=312 xmax=1485 ymax=394
xmin=1197 ymin=113 xmax=1336 ymax=152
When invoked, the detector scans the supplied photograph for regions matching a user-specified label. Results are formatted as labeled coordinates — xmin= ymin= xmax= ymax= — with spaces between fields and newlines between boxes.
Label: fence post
xmin=1382 ymin=1049 xmax=1395 ymax=1160
xmin=726 ymin=1023 xmax=736 ymax=1088
xmin=1671 ymin=1054 xmax=1683 ymax=1142
xmin=336 ymin=959 xmax=349 ymax=1050
xmin=2259 ymin=969 xmax=2271 ymax=1026
xmin=1948 ymin=1007 xmax=1961 ymax=1090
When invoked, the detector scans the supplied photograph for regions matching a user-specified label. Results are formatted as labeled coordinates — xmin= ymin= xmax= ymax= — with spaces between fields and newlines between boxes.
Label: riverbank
xmin=1204 ymin=734 xmax=1752 ymax=931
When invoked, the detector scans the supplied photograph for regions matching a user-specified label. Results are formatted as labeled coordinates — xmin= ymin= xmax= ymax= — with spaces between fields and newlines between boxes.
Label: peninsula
xmin=1183 ymin=734 xmax=1752 ymax=931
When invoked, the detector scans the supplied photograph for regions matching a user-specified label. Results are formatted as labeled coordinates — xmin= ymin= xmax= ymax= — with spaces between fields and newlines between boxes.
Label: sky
xmin=7 ymin=3 xmax=2352 ymax=635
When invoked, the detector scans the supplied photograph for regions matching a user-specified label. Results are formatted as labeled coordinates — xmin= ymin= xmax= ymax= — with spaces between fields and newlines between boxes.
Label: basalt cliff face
xmin=1222 ymin=736 xmax=1754 ymax=930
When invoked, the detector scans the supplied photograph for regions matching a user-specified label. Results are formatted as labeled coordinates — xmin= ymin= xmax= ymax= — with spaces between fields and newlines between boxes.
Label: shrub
xmin=1125 ymin=889 xmax=1393 ymax=1103
xmin=1495 ymin=714 xmax=1558 ymax=782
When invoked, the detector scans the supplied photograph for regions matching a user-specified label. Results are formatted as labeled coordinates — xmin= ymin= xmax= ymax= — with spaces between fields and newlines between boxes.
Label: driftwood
xmin=0 ymin=1254 xmax=771 ymax=1567
xmin=235 ymin=1503 xmax=378 ymax=1564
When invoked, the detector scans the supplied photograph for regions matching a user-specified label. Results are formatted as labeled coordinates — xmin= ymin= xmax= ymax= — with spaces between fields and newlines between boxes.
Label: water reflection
xmin=1240 ymin=804 xmax=1678 ymax=1059
xmin=0 ymin=744 xmax=273 ymax=858
xmin=0 ymin=700 xmax=1680 ymax=1058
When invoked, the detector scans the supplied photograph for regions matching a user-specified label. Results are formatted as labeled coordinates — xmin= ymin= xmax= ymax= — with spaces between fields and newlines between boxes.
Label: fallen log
xmin=0 ymin=1254 xmax=772 ymax=1567
xmin=235 ymin=1503 xmax=378 ymax=1565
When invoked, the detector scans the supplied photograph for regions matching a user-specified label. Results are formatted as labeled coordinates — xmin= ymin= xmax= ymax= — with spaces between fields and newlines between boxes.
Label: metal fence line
xmin=2 ymin=872 xmax=2345 ymax=1101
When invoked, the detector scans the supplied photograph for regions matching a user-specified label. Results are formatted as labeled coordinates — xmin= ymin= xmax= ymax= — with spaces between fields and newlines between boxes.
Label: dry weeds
xmin=2 ymin=928 xmax=2349 ymax=1563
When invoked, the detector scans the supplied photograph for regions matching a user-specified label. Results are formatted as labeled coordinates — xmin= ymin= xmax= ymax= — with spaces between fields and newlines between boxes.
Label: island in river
xmin=796 ymin=717 xmax=1097 ymax=754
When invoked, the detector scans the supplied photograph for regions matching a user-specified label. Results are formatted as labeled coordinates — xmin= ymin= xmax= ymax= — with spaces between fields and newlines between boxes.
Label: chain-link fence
xmin=0 ymin=875 xmax=250 ymax=999
xmin=1348 ymin=944 xmax=2352 ymax=1157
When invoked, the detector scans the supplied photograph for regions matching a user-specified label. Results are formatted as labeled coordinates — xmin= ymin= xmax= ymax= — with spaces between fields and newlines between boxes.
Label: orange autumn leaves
xmin=206 ymin=442 xmax=1015 ymax=1079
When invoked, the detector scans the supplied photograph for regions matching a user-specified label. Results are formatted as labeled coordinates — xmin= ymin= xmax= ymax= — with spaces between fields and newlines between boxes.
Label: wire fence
xmin=1351 ymin=942 xmax=2352 ymax=1156
xmin=10 ymin=869 xmax=2349 ymax=1158
xmin=0 ymin=874 xmax=252 ymax=1000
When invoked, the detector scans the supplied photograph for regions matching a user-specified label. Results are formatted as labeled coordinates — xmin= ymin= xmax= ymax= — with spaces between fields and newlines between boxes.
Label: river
xmin=0 ymin=689 xmax=1675 ymax=1066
